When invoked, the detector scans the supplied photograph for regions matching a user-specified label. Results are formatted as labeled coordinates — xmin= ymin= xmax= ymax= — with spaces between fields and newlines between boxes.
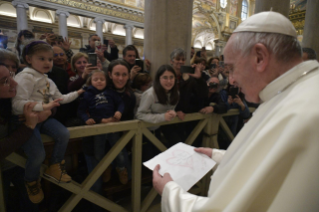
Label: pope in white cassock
xmin=152 ymin=11 xmax=319 ymax=212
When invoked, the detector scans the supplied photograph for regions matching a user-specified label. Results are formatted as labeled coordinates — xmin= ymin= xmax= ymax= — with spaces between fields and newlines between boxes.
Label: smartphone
xmin=88 ymin=53 xmax=97 ymax=66
xmin=103 ymin=39 xmax=109 ymax=47
xmin=219 ymin=61 xmax=224 ymax=68
xmin=180 ymin=66 xmax=195 ymax=74
xmin=135 ymin=59 xmax=144 ymax=72
xmin=229 ymin=87 xmax=239 ymax=98
xmin=0 ymin=35 xmax=8 ymax=49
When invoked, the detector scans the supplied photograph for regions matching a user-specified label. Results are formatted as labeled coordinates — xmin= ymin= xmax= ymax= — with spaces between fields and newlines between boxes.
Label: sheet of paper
xmin=143 ymin=142 xmax=216 ymax=191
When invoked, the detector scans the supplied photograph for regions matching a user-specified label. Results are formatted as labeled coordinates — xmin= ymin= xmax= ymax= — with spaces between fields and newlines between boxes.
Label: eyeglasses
xmin=0 ymin=71 xmax=15 ymax=86
xmin=54 ymin=53 xmax=65 ymax=57
xmin=160 ymin=76 xmax=175 ymax=81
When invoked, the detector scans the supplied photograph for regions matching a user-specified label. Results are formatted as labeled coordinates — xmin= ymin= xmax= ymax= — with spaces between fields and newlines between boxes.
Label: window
xmin=241 ymin=0 xmax=248 ymax=20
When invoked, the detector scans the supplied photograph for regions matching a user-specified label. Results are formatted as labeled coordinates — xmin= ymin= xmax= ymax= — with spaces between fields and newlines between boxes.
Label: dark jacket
xmin=78 ymin=86 xmax=124 ymax=123
xmin=114 ymin=89 xmax=136 ymax=121
xmin=79 ymin=45 xmax=119 ymax=61
xmin=176 ymin=76 xmax=208 ymax=113
xmin=206 ymin=92 xmax=228 ymax=114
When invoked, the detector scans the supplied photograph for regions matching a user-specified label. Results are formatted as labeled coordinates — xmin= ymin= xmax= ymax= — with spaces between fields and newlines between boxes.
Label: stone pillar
xmin=56 ymin=10 xmax=70 ymax=39
xmin=144 ymin=0 xmax=193 ymax=78
xmin=124 ymin=24 xmax=134 ymax=46
xmin=81 ymin=33 xmax=90 ymax=47
xmin=255 ymin=0 xmax=290 ymax=17
xmin=94 ymin=17 xmax=105 ymax=40
xmin=12 ymin=0 xmax=29 ymax=32
xmin=303 ymin=0 xmax=319 ymax=60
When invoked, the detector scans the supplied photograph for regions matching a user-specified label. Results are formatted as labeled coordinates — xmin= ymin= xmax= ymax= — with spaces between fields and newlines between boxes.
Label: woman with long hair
xmin=136 ymin=64 xmax=181 ymax=147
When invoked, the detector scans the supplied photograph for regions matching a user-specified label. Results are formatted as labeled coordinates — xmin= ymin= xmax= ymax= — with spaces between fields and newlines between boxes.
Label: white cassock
xmin=162 ymin=60 xmax=319 ymax=212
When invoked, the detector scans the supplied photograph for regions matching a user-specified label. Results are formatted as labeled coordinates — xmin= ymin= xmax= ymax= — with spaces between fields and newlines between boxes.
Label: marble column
xmin=144 ymin=0 xmax=193 ymax=78
xmin=12 ymin=0 xmax=29 ymax=32
xmin=94 ymin=17 xmax=105 ymax=40
xmin=124 ymin=24 xmax=134 ymax=46
xmin=255 ymin=0 xmax=290 ymax=17
xmin=56 ymin=10 xmax=70 ymax=39
xmin=303 ymin=0 xmax=319 ymax=60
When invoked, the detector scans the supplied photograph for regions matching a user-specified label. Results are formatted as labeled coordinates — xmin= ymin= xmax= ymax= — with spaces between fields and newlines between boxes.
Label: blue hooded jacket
xmin=78 ymin=85 xmax=124 ymax=123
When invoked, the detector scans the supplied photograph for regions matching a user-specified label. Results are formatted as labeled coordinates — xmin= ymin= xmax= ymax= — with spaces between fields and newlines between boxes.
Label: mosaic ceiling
xmin=290 ymin=0 xmax=307 ymax=10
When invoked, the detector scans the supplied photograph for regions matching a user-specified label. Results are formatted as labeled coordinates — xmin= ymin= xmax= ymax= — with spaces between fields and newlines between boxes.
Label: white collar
xmin=259 ymin=60 xmax=319 ymax=102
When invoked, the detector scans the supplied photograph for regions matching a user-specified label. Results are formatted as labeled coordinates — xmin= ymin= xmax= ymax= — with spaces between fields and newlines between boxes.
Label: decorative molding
xmin=12 ymin=0 xmax=29 ymax=9
xmin=41 ymin=0 xmax=144 ymax=23
xmin=94 ymin=17 xmax=105 ymax=23
xmin=124 ymin=24 xmax=134 ymax=30
xmin=56 ymin=9 xmax=70 ymax=17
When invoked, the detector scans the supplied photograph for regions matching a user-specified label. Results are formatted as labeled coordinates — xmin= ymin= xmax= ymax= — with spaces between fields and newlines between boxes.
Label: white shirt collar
xmin=259 ymin=60 xmax=319 ymax=102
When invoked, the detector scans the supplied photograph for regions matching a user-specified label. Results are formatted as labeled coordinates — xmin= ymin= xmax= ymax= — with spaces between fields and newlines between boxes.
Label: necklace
xmin=277 ymin=67 xmax=318 ymax=95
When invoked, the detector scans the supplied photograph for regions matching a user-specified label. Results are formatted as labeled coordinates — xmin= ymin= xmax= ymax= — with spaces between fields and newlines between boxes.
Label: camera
xmin=208 ymin=82 xmax=219 ymax=89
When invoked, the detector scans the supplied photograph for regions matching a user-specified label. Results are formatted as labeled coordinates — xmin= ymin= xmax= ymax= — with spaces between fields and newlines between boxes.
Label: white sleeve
xmin=161 ymin=181 xmax=211 ymax=212
xmin=50 ymin=80 xmax=79 ymax=104
xmin=12 ymin=73 xmax=43 ymax=114
xmin=136 ymin=91 xmax=166 ymax=123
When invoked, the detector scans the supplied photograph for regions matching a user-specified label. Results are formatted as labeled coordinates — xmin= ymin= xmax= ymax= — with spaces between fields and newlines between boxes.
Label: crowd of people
xmin=0 ymin=13 xmax=318 ymax=210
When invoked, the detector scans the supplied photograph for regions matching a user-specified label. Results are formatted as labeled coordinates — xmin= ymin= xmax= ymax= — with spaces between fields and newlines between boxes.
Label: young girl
xmin=136 ymin=65 xmax=181 ymax=147
xmin=78 ymin=70 xmax=124 ymax=165
xmin=12 ymin=40 xmax=84 ymax=204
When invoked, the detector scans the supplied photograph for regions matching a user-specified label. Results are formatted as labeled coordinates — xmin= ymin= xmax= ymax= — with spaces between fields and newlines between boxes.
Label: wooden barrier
xmin=0 ymin=108 xmax=255 ymax=212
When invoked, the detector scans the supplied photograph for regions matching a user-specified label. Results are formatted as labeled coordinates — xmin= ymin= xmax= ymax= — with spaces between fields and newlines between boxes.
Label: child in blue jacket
xmin=78 ymin=70 xmax=128 ymax=184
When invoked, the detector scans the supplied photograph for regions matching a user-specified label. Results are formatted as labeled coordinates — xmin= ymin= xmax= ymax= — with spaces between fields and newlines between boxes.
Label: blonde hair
xmin=86 ymin=70 xmax=106 ymax=86
xmin=71 ymin=52 xmax=89 ymax=73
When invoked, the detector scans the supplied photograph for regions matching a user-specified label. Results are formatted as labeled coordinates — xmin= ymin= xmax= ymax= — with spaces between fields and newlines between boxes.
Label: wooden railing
xmin=0 ymin=108 xmax=255 ymax=212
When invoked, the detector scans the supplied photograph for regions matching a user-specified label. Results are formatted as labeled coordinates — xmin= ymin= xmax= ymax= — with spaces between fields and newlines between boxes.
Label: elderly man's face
xmin=224 ymin=36 xmax=260 ymax=103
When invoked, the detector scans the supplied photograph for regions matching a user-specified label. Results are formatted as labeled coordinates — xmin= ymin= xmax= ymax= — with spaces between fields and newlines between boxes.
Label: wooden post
xmin=132 ymin=123 xmax=143 ymax=212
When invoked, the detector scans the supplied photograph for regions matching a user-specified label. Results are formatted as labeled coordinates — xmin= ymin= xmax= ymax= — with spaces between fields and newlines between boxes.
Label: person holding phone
xmin=80 ymin=34 xmax=119 ymax=62
xmin=122 ymin=45 xmax=143 ymax=80
xmin=219 ymin=85 xmax=250 ymax=139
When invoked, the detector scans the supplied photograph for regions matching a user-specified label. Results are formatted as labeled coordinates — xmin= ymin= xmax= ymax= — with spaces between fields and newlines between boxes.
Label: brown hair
xmin=132 ymin=73 xmax=152 ymax=90
xmin=153 ymin=65 xmax=179 ymax=105
xmin=22 ymin=40 xmax=53 ymax=66
xmin=194 ymin=57 xmax=207 ymax=66
xmin=86 ymin=70 xmax=106 ymax=86
xmin=71 ymin=52 xmax=89 ymax=72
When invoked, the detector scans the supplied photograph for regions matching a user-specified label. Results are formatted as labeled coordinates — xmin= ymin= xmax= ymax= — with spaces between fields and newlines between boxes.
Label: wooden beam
xmin=132 ymin=124 xmax=143 ymax=212
xmin=141 ymin=128 xmax=167 ymax=152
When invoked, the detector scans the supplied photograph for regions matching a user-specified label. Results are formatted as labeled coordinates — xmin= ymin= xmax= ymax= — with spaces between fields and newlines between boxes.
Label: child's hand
xmin=77 ymin=89 xmax=85 ymax=95
xmin=43 ymin=99 xmax=62 ymax=110
xmin=113 ymin=111 xmax=122 ymax=121
xmin=86 ymin=118 xmax=96 ymax=125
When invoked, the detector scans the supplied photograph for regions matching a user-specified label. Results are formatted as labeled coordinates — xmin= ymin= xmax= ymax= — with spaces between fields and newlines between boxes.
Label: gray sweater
xmin=136 ymin=87 xmax=176 ymax=127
